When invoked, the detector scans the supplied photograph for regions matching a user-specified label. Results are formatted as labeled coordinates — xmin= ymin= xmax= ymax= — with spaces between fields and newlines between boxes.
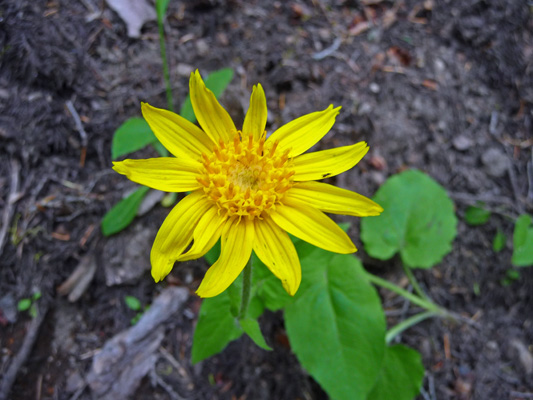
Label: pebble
xmin=195 ymin=39 xmax=209 ymax=56
xmin=452 ymin=135 xmax=473 ymax=151
xmin=0 ymin=294 xmax=17 ymax=323
xmin=369 ymin=83 xmax=380 ymax=93
xmin=481 ymin=148 xmax=509 ymax=178
xmin=510 ymin=339 xmax=533 ymax=375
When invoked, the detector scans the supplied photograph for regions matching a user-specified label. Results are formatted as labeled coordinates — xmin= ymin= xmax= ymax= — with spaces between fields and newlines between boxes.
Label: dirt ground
xmin=1 ymin=0 xmax=532 ymax=399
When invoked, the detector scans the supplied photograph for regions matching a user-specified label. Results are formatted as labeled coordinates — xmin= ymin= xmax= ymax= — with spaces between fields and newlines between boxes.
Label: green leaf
xmin=124 ymin=295 xmax=142 ymax=311
xmin=361 ymin=169 xmax=457 ymax=269
xmin=285 ymin=252 xmax=386 ymax=400
xmin=464 ymin=205 xmax=491 ymax=226
xmin=32 ymin=291 xmax=42 ymax=301
xmin=29 ymin=304 xmax=38 ymax=318
xmin=252 ymin=253 xmax=293 ymax=311
xmin=155 ymin=0 xmax=171 ymax=24
xmin=101 ymin=186 xmax=150 ymax=236
xmin=17 ymin=298 xmax=32 ymax=312
xmin=111 ymin=118 xmax=157 ymax=159
xmin=179 ymin=68 xmax=234 ymax=123
xmin=367 ymin=345 xmax=425 ymax=400
xmin=239 ymin=317 xmax=272 ymax=351
xmin=493 ymin=230 xmax=506 ymax=252
xmin=152 ymin=140 xmax=169 ymax=157
xmin=512 ymin=214 xmax=533 ymax=267
xmin=204 ymin=239 xmax=221 ymax=266
xmin=191 ymin=290 xmax=243 ymax=364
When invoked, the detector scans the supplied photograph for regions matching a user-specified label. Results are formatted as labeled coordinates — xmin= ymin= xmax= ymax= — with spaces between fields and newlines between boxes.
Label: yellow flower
xmin=113 ymin=70 xmax=383 ymax=298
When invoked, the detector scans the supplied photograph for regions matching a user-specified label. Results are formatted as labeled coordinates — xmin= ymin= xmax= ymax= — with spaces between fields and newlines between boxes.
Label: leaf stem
xmin=402 ymin=264 xmax=430 ymax=301
xmin=157 ymin=15 xmax=174 ymax=112
xmin=365 ymin=272 xmax=445 ymax=315
xmin=238 ymin=257 xmax=253 ymax=320
xmin=385 ymin=311 xmax=438 ymax=344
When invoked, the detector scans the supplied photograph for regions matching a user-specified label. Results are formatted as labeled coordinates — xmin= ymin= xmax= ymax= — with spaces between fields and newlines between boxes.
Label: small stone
xmin=369 ymin=171 xmax=385 ymax=186
xmin=369 ymin=82 xmax=380 ymax=93
xmin=510 ymin=339 xmax=533 ymax=375
xmin=195 ymin=39 xmax=209 ymax=56
xmin=485 ymin=340 xmax=500 ymax=361
xmin=0 ymin=294 xmax=17 ymax=323
xmin=176 ymin=63 xmax=194 ymax=77
xmin=452 ymin=135 xmax=473 ymax=151
xmin=66 ymin=370 xmax=85 ymax=393
xmin=481 ymin=148 xmax=509 ymax=178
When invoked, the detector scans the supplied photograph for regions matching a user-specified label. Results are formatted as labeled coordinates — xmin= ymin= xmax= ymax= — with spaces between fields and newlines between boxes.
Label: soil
xmin=1 ymin=0 xmax=532 ymax=399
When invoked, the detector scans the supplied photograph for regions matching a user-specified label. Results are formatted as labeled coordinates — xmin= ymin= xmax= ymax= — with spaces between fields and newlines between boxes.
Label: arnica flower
xmin=113 ymin=70 xmax=383 ymax=298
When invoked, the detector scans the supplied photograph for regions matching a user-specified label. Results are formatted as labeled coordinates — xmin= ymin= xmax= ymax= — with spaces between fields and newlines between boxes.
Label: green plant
xmin=192 ymin=170 xmax=458 ymax=400
xmin=512 ymin=214 xmax=533 ymax=267
xmin=99 ymin=0 xmax=234 ymax=237
xmin=17 ymin=291 xmax=41 ymax=318
xmin=124 ymin=295 xmax=149 ymax=325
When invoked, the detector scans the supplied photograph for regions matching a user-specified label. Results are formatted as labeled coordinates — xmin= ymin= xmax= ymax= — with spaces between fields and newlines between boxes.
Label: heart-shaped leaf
xmin=361 ymin=170 xmax=457 ymax=269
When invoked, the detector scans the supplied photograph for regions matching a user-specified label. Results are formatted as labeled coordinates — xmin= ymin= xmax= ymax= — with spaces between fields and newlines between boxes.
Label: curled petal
xmin=141 ymin=103 xmax=213 ymax=159
xmin=196 ymin=217 xmax=254 ymax=298
xmin=253 ymin=217 xmax=301 ymax=296
xmin=151 ymin=191 xmax=211 ymax=282
xmin=268 ymin=105 xmax=341 ymax=158
xmin=271 ymin=199 xmax=356 ymax=254
xmin=113 ymin=158 xmax=201 ymax=192
xmin=293 ymin=142 xmax=369 ymax=181
xmin=178 ymin=205 xmax=227 ymax=261
xmin=286 ymin=181 xmax=383 ymax=217
xmin=190 ymin=70 xmax=236 ymax=144
xmin=243 ymin=84 xmax=267 ymax=141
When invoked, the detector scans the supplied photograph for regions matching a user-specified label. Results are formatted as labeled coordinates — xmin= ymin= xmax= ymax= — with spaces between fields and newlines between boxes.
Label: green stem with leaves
xmin=238 ymin=257 xmax=253 ymax=320
xmin=157 ymin=13 xmax=174 ymax=112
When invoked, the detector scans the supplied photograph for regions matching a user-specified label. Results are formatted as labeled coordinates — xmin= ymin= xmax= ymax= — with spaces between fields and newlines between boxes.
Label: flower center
xmin=197 ymin=132 xmax=294 ymax=219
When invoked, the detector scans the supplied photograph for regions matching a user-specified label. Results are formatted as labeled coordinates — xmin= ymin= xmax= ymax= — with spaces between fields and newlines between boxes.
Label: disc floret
xmin=197 ymin=132 xmax=294 ymax=219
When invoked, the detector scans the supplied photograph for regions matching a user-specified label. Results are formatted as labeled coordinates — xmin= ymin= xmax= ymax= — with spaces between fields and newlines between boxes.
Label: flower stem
xmin=385 ymin=311 xmax=439 ymax=344
xmin=238 ymin=257 xmax=253 ymax=320
xmin=365 ymin=272 xmax=445 ymax=315
xmin=157 ymin=16 xmax=174 ymax=112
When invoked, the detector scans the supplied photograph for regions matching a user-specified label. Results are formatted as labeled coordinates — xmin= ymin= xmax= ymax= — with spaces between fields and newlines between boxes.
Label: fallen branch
xmin=86 ymin=287 xmax=189 ymax=400
xmin=0 ymin=302 xmax=49 ymax=400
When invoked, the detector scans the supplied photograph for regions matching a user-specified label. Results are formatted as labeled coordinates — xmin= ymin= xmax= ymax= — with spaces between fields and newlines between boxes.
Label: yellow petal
xmin=113 ymin=158 xmax=201 ymax=192
xmin=190 ymin=70 xmax=236 ymax=144
xmin=177 ymin=205 xmax=227 ymax=261
xmin=271 ymin=199 xmax=356 ymax=254
xmin=151 ymin=191 xmax=211 ymax=282
xmin=196 ymin=217 xmax=254 ymax=298
xmin=286 ymin=182 xmax=383 ymax=217
xmin=293 ymin=142 xmax=369 ymax=181
xmin=267 ymin=105 xmax=341 ymax=158
xmin=141 ymin=103 xmax=213 ymax=159
xmin=253 ymin=217 xmax=301 ymax=296
xmin=242 ymin=84 xmax=267 ymax=141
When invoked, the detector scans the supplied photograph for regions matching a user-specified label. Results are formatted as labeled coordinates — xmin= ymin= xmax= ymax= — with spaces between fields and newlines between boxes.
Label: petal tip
xmin=111 ymin=161 xmax=127 ymax=175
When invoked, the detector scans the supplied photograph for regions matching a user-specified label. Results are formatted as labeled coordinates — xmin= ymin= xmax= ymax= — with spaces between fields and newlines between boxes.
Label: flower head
xmin=113 ymin=70 xmax=383 ymax=298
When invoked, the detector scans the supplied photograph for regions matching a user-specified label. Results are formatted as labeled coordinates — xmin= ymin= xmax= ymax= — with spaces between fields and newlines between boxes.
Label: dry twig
xmin=0 ymin=159 xmax=20 ymax=257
